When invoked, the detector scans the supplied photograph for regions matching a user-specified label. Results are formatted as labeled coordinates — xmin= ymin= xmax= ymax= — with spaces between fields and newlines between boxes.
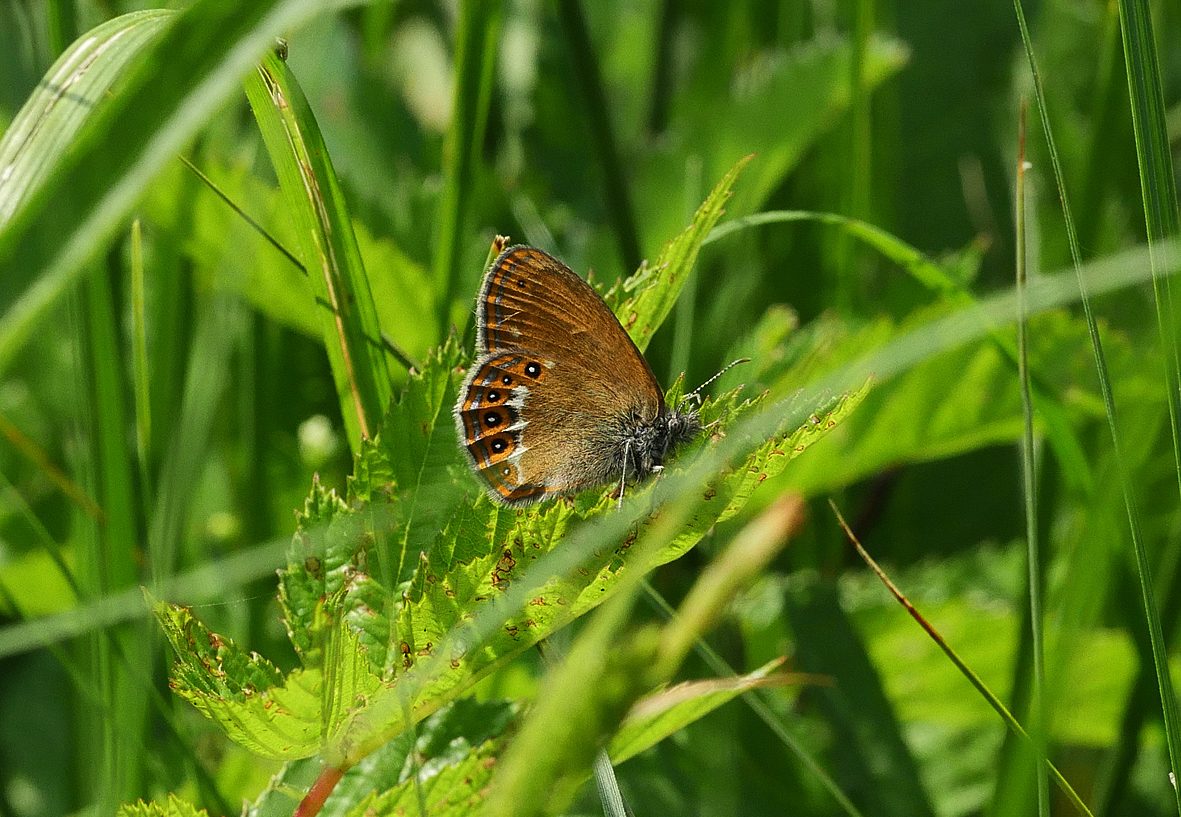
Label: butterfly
xmin=453 ymin=244 xmax=700 ymax=505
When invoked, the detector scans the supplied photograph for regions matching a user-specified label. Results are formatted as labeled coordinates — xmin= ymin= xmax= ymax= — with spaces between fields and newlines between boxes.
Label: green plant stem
xmin=839 ymin=0 xmax=874 ymax=312
xmin=646 ymin=0 xmax=677 ymax=136
xmin=434 ymin=0 xmax=501 ymax=336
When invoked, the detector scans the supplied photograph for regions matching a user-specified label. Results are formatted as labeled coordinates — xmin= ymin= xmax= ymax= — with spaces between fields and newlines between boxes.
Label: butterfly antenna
xmin=684 ymin=357 xmax=752 ymax=404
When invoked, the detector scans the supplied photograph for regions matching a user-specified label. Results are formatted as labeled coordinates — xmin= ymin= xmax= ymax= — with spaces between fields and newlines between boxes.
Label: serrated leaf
xmin=345 ymin=739 xmax=502 ymax=817
xmin=279 ymin=476 xmax=353 ymax=660
xmin=318 ymin=698 xmax=517 ymax=816
xmin=158 ymin=603 xmax=382 ymax=760
xmin=377 ymin=338 xmax=471 ymax=582
xmin=117 ymin=794 xmax=210 ymax=817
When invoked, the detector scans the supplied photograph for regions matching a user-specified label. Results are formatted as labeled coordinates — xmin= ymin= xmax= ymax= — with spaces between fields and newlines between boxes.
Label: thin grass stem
xmin=1015 ymin=101 xmax=1050 ymax=817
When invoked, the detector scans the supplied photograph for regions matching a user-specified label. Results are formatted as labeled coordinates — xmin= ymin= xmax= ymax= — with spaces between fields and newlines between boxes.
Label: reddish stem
xmin=293 ymin=765 xmax=344 ymax=817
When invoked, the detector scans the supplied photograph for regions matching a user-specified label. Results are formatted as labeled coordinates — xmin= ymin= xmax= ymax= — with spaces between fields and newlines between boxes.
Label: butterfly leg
xmin=616 ymin=440 xmax=632 ymax=511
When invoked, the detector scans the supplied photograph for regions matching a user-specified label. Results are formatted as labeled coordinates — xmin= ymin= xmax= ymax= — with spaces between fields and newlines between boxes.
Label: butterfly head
xmin=616 ymin=404 xmax=701 ymax=482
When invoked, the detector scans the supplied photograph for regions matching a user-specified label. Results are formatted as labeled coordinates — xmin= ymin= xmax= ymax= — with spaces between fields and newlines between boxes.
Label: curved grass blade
xmin=0 ymin=9 xmax=172 ymax=225
xmin=244 ymin=50 xmax=391 ymax=450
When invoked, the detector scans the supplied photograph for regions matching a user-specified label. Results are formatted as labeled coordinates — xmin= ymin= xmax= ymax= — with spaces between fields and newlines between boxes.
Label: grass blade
xmin=1013 ymin=2 xmax=1181 ymax=810
xmin=244 ymin=50 xmax=391 ymax=450
xmin=0 ymin=0 xmax=350 ymax=374
xmin=434 ymin=0 xmax=503 ymax=336
xmin=1015 ymin=102 xmax=1049 ymax=816
xmin=74 ymin=253 xmax=147 ymax=809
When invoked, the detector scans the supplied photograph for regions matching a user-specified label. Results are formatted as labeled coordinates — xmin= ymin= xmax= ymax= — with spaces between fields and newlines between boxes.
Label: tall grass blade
xmin=1015 ymin=102 xmax=1049 ymax=817
xmin=830 ymin=502 xmax=1093 ymax=817
xmin=244 ymin=51 xmax=391 ymax=450
xmin=1013 ymin=3 xmax=1181 ymax=810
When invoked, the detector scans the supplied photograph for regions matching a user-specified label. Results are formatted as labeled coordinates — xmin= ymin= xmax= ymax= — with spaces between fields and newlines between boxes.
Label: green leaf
xmin=156 ymin=602 xmax=382 ymax=760
xmin=346 ymin=739 xmax=503 ymax=817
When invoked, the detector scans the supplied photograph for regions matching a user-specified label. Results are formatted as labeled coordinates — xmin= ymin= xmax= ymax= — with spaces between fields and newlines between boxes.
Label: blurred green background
xmin=1 ymin=0 xmax=1180 ymax=815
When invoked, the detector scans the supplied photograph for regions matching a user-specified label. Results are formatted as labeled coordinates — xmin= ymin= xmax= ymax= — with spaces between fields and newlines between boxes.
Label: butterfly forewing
xmin=478 ymin=248 xmax=651 ymax=379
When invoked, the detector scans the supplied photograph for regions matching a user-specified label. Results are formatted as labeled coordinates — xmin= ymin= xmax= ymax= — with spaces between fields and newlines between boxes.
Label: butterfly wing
xmin=454 ymin=246 xmax=665 ymax=504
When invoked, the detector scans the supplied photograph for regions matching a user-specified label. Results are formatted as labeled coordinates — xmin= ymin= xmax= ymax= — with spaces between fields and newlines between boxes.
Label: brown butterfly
xmin=453 ymin=244 xmax=700 ymax=505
